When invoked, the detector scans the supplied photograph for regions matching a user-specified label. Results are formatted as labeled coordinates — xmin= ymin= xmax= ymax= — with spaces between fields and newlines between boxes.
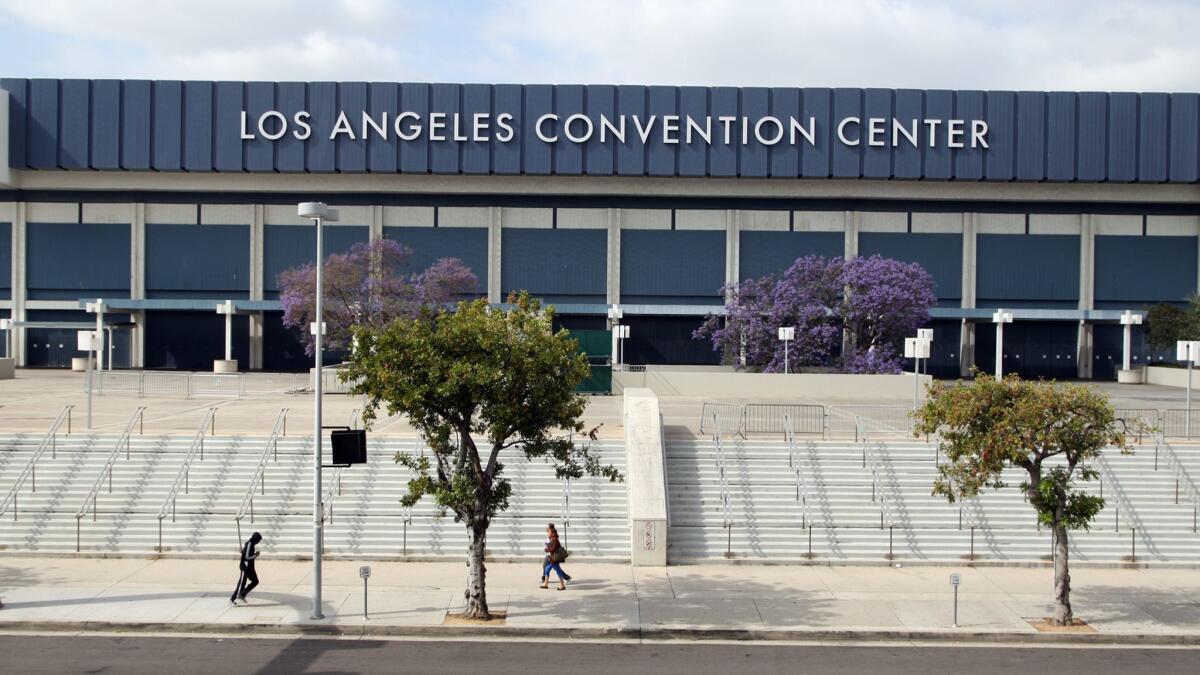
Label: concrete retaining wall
xmin=1146 ymin=365 xmax=1200 ymax=389
xmin=623 ymin=388 xmax=667 ymax=566
xmin=614 ymin=369 xmax=931 ymax=401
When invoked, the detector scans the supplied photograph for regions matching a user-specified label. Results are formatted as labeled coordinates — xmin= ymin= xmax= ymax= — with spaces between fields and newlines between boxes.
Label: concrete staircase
xmin=0 ymin=433 xmax=629 ymax=560
xmin=666 ymin=437 xmax=1200 ymax=563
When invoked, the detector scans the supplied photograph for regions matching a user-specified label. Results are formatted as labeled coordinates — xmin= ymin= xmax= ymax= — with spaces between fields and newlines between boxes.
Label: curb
xmin=2 ymin=620 xmax=1198 ymax=646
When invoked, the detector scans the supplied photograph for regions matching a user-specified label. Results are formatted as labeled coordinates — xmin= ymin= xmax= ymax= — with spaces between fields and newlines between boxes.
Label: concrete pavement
xmin=1 ymin=557 xmax=1199 ymax=644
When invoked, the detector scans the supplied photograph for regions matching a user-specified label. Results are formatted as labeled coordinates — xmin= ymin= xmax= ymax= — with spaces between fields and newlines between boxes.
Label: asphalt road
xmin=1 ymin=634 xmax=1196 ymax=674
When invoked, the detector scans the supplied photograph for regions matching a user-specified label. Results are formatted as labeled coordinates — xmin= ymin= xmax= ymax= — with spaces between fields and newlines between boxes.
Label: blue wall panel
xmin=739 ymin=230 xmax=844 ymax=280
xmin=213 ymin=81 xmax=244 ymax=171
xmin=145 ymin=224 xmax=250 ymax=298
xmin=708 ymin=87 xmax=737 ymax=177
xmin=182 ymin=81 xmax=213 ymax=171
xmin=1046 ymin=92 xmax=1076 ymax=181
xmin=461 ymin=83 xmax=491 ymax=174
xmin=90 ymin=80 xmax=121 ymax=170
xmin=646 ymin=85 xmax=677 ymax=176
xmin=858 ymin=232 xmax=962 ymax=304
xmin=500 ymin=228 xmax=606 ymax=303
xmin=152 ymin=81 xmax=182 ymax=170
xmin=59 ymin=79 xmax=90 ymax=169
xmin=145 ymin=311 xmax=248 ymax=371
xmin=1 ymin=78 xmax=28 ymax=167
xmin=382 ymin=226 xmax=487 ymax=294
xmin=555 ymin=85 xmax=585 ymax=175
xmin=1169 ymin=93 xmax=1199 ymax=182
xmin=5 ymin=79 xmax=1198 ymax=183
xmin=621 ymin=230 xmax=724 ymax=304
xmin=244 ymin=81 xmax=276 ymax=172
xmin=977 ymin=234 xmax=1079 ymax=305
xmin=26 ymin=222 xmax=130 ymax=299
xmin=263 ymin=225 xmax=368 ymax=296
xmin=274 ymin=82 xmax=306 ymax=172
xmin=0 ymin=222 xmax=10 ymax=300
xmin=1095 ymin=235 xmax=1197 ymax=303
xmin=428 ymin=82 xmax=459 ymax=174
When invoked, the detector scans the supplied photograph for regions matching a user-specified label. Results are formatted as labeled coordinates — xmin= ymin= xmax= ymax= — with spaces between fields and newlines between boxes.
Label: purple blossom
xmin=279 ymin=239 xmax=478 ymax=357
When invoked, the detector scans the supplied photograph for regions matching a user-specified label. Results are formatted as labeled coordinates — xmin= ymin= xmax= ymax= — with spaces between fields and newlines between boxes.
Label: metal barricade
xmin=699 ymin=403 xmax=745 ymax=437
xmin=84 ymin=370 xmax=246 ymax=400
xmin=0 ymin=405 xmax=74 ymax=521
xmin=189 ymin=373 xmax=245 ymax=399
xmin=1114 ymin=408 xmax=1160 ymax=444
xmin=744 ymin=403 xmax=825 ymax=437
xmin=829 ymin=405 xmax=913 ymax=438
xmin=1161 ymin=409 xmax=1200 ymax=439
xmin=73 ymin=407 xmax=146 ymax=551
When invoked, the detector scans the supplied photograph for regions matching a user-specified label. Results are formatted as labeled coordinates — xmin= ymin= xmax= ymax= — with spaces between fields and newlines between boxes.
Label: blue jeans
xmin=543 ymin=559 xmax=567 ymax=581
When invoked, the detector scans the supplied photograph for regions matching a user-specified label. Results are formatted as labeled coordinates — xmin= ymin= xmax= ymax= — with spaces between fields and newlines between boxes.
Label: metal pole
xmin=913 ymin=357 xmax=919 ymax=411
xmin=312 ymin=215 xmax=325 ymax=621
xmin=995 ymin=321 xmax=1004 ymax=382
xmin=1189 ymin=359 xmax=1194 ymax=439
xmin=784 ymin=340 xmax=789 ymax=374
xmin=953 ymin=586 xmax=958 ymax=628
xmin=86 ymin=344 xmax=94 ymax=430
xmin=363 ymin=577 xmax=368 ymax=620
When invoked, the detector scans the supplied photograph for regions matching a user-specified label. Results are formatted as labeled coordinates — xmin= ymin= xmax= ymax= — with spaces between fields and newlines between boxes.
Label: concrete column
xmin=369 ymin=204 xmax=383 ymax=244
xmin=1078 ymin=214 xmax=1095 ymax=379
xmin=606 ymin=208 xmax=621 ymax=305
xmin=249 ymin=204 xmax=265 ymax=370
xmin=725 ymin=209 xmax=738 ymax=291
xmin=12 ymin=202 xmax=26 ymax=366
xmin=843 ymin=211 xmax=859 ymax=260
xmin=130 ymin=203 xmax=146 ymax=369
xmin=487 ymin=206 xmax=502 ymax=304
xmin=960 ymin=213 xmax=977 ymax=377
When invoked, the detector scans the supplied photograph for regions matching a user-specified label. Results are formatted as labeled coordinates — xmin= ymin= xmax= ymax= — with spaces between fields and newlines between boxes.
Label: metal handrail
xmin=0 ymin=404 xmax=74 ymax=521
xmin=784 ymin=413 xmax=810 ymax=528
xmin=155 ymin=408 xmax=217 ymax=551
xmin=857 ymin=416 xmax=890 ymax=528
xmin=348 ymin=408 xmax=360 ymax=430
xmin=711 ymin=413 xmax=734 ymax=556
xmin=73 ymin=407 xmax=146 ymax=551
xmin=1157 ymin=437 xmax=1200 ymax=533
xmin=233 ymin=409 xmax=289 ymax=540
xmin=322 ymin=466 xmax=342 ymax=526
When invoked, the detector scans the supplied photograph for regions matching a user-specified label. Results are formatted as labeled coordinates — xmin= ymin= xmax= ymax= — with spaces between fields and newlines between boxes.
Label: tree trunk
xmin=462 ymin=514 xmax=490 ymax=620
xmin=1052 ymin=521 xmax=1072 ymax=625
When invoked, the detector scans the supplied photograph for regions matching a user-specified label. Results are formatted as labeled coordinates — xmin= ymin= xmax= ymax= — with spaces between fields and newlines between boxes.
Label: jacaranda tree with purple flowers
xmin=278 ymin=239 xmax=477 ymax=356
xmin=695 ymin=255 xmax=935 ymax=373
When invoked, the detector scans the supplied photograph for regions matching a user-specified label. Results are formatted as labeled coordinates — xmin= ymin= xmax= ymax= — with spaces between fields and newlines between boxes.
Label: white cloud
xmin=1 ymin=0 xmax=1198 ymax=90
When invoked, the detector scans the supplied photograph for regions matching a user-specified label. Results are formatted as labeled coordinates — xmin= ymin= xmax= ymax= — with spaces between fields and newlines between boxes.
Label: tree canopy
xmin=278 ymin=239 xmax=477 ymax=356
xmin=343 ymin=292 xmax=620 ymax=620
xmin=695 ymin=255 xmax=936 ymax=373
xmin=913 ymin=372 xmax=1138 ymax=625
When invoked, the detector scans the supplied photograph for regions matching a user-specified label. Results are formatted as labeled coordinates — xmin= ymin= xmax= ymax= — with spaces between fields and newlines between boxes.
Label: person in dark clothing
xmin=231 ymin=532 xmax=262 ymax=604
xmin=540 ymin=523 xmax=571 ymax=590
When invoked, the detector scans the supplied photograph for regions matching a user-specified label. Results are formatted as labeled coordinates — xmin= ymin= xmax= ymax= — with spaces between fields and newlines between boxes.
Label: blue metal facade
xmin=621 ymin=230 xmax=725 ymax=305
xmin=0 ymin=221 xmax=10 ymax=300
xmin=25 ymin=221 xmax=130 ymax=299
xmin=5 ymin=79 xmax=1198 ymax=182
xmin=738 ymin=231 xmax=844 ymax=280
xmin=145 ymin=224 xmax=250 ymax=299
xmin=858 ymin=233 xmax=963 ymax=306
xmin=501 ymin=228 xmax=606 ymax=304
xmin=1094 ymin=235 xmax=1197 ymax=308
xmin=263 ymin=225 xmax=368 ymax=298
xmin=976 ymin=234 xmax=1080 ymax=308
xmin=382 ymin=226 xmax=488 ymax=295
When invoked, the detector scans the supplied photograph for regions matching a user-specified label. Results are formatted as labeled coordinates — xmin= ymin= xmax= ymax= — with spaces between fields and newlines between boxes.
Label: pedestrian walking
xmin=540 ymin=523 xmax=571 ymax=590
xmin=231 ymin=531 xmax=262 ymax=604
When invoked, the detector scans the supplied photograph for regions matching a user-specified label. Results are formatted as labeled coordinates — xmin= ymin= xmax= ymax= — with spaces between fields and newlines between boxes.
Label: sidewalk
xmin=1 ymin=557 xmax=1198 ymax=644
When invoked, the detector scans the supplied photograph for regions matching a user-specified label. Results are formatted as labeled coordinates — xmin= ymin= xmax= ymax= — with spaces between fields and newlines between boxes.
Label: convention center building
xmin=0 ymin=79 xmax=1197 ymax=378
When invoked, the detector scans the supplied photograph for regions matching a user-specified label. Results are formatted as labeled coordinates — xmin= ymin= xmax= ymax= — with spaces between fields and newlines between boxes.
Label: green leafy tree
xmin=342 ymin=292 xmax=621 ymax=620
xmin=913 ymin=371 xmax=1138 ymax=625
xmin=1145 ymin=302 xmax=1191 ymax=351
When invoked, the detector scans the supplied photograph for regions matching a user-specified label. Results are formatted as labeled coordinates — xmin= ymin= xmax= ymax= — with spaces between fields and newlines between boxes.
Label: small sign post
xmin=1177 ymin=341 xmax=1200 ymax=437
xmin=950 ymin=573 xmax=961 ymax=627
xmin=778 ymin=327 xmax=796 ymax=374
xmin=359 ymin=565 xmax=372 ymax=620
xmin=77 ymin=330 xmax=97 ymax=429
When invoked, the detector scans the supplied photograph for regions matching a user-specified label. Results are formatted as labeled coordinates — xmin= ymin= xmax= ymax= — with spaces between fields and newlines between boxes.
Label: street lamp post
xmin=299 ymin=202 xmax=339 ymax=621
xmin=778 ymin=327 xmax=795 ymax=374
xmin=905 ymin=335 xmax=931 ymax=410
xmin=992 ymin=310 xmax=1013 ymax=382
xmin=1177 ymin=340 xmax=1200 ymax=438
xmin=607 ymin=305 xmax=624 ymax=366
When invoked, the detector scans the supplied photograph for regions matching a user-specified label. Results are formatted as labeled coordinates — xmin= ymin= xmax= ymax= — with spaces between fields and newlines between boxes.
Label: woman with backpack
xmin=540 ymin=523 xmax=571 ymax=590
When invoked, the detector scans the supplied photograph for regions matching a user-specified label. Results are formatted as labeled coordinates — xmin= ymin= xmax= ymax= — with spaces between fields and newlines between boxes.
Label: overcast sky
xmin=1 ymin=0 xmax=1197 ymax=91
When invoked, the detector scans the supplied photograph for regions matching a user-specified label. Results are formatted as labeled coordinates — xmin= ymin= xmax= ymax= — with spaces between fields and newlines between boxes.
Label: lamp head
xmin=298 ymin=202 xmax=339 ymax=222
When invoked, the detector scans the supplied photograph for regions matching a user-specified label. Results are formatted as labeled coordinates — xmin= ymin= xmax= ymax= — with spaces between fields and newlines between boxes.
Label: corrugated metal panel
xmin=624 ymin=315 xmax=721 ymax=366
xmin=90 ymin=80 xmax=121 ymax=170
xmin=739 ymin=230 xmax=844 ymax=280
xmin=382 ymin=226 xmax=487 ymax=294
xmin=214 ymin=81 xmax=244 ymax=172
xmin=500 ymin=228 xmax=605 ymax=302
xmin=244 ymin=81 xmax=275 ymax=172
xmin=145 ymin=224 xmax=250 ymax=296
xmin=0 ymin=222 xmax=11 ymax=297
xmin=585 ymin=84 xmax=616 ymax=175
xmin=556 ymin=84 xmax=586 ymax=175
xmin=428 ymin=82 xmax=458 ymax=174
xmin=26 ymin=222 xmax=130 ymax=299
xmin=708 ymin=87 xmax=737 ymax=177
xmin=6 ymin=79 xmax=1200 ymax=182
xmin=976 ymin=234 xmax=1080 ymax=304
xmin=262 ymin=225 xmax=368 ymax=295
xmin=621 ymin=230 xmax=724 ymax=304
xmin=858 ymin=232 xmax=963 ymax=303
xmin=1094 ymin=235 xmax=1197 ymax=303
xmin=145 ymin=311 xmax=248 ymax=370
